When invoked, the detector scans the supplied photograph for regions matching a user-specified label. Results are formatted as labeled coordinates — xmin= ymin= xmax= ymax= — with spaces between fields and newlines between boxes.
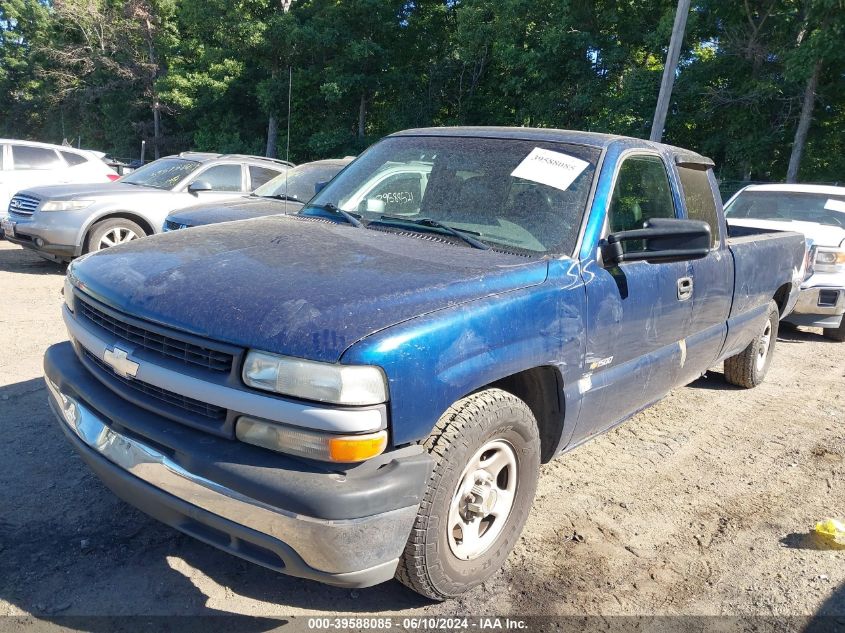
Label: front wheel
xmin=86 ymin=218 xmax=146 ymax=253
xmin=724 ymin=300 xmax=780 ymax=388
xmin=395 ymin=388 xmax=540 ymax=600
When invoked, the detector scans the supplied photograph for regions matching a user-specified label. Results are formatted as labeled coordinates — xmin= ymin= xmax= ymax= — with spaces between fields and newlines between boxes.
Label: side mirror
xmin=187 ymin=180 xmax=213 ymax=194
xmin=314 ymin=181 xmax=328 ymax=194
xmin=601 ymin=218 xmax=711 ymax=266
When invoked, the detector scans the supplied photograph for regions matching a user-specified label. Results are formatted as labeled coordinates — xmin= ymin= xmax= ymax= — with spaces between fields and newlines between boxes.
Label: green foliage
xmin=0 ymin=0 xmax=842 ymax=182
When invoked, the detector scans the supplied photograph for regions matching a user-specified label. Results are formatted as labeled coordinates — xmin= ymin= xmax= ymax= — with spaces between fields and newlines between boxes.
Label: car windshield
xmin=254 ymin=163 xmax=346 ymax=201
xmin=302 ymin=136 xmax=600 ymax=255
xmin=121 ymin=158 xmax=199 ymax=190
xmin=726 ymin=191 xmax=845 ymax=228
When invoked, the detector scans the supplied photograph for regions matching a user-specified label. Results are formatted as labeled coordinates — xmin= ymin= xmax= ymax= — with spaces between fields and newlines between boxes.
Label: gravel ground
xmin=0 ymin=239 xmax=843 ymax=623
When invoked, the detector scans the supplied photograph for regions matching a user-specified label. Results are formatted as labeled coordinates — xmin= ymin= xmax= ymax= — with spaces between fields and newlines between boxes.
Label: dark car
xmin=163 ymin=158 xmax=354 ymax=231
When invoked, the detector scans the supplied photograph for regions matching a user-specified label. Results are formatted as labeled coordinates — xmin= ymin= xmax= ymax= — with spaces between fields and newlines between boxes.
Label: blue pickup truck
xmin=44 ymin=128 xmax=806 ymax=600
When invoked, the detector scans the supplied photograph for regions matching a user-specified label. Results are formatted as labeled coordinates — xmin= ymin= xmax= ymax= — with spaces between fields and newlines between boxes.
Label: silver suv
xmin=2 ymin=152 xmax=291 ymax=261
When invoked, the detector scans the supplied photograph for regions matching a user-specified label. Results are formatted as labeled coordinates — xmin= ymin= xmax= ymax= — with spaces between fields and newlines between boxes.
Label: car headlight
xmin=40 ymin=200 xmax=94 ymax=212
xmin=236 ymin=416 xmax=388 ymax=462
xmin=242 ymin=350 xmax=388 ymax=405
xmin=63 ymin=275 xmax=76 ymax=312
xmin=814 ymin=247 xmax=845 ymax=272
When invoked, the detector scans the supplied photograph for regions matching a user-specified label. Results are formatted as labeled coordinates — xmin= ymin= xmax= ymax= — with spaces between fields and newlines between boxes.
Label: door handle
xmin=677 ymin=277 xmax=693 ymax=301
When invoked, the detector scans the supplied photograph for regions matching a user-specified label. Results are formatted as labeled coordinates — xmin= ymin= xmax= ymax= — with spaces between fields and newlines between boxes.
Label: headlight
xmin=63 ymin=275 xmax=75 ymax=312
xmin=40 ymin=200 xmax=94 ymax=212
xmin=814 ymin=247 xmax=845 ymax=272
xmin=236 ymin=416 xmax=387 ymax=462
xmin=242 ymin=350 xmax=388 ymax=405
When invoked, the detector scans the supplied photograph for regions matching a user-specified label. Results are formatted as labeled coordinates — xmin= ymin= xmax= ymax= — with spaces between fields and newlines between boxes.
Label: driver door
xmin=571 ymin=153 xmax=694 ymax=444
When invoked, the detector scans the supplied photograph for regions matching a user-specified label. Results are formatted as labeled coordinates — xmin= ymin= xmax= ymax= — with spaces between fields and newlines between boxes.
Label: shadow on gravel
xmin=0 ymin=243 xmax=65 ymax=275
xmin=805 ymin=581 xmax=845 ymax=632
xmin=780 ymin=531 xmax=845 ymax=551
xmin=0 ymin=377 xmax=429 ymax=626
xmin=778 ymin=326 xmax=835 ymax=344
xmin=686 ymin=372 xmax=744 ymax=391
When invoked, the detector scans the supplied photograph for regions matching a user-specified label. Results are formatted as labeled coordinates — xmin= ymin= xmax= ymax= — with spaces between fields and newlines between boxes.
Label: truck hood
xmin=71 ymin=215 xmax=549 ymax=362
xmin=167 ymin=197 xmax=302 ymax=228
xmin=19 ymin=182 xmax=160 ymax=200
xmin=728 ymin=218 xmax=845 ymax=248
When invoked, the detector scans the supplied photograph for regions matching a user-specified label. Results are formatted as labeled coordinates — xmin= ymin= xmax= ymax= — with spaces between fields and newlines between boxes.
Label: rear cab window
xmin=678 ymin=165 xmax=721 ymax=247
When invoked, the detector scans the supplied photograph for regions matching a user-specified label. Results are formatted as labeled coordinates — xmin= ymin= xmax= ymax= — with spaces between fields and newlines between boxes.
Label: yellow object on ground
xmin=814 ymin=518 xmax=845 ymax=544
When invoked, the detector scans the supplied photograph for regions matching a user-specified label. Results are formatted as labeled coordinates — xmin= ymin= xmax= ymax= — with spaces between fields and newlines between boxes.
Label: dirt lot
xmin=0 ymin=239 xmax=843 ymax=623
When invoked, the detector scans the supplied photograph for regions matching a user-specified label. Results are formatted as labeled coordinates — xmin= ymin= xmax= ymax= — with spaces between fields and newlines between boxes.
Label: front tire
xmin=86 ymin=218 xmax=146 ymax=253
xmin=822 ymin=317 xmax=845 ymax=342
xmin=724 ymin=300 xmax=779 ymax=388
xmin=395 ymin=388 xmax=540 ymax=600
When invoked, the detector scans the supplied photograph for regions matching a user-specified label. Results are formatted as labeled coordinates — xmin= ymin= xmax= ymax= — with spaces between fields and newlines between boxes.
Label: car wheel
xmin=724 ymin=300 xmax=779 ymax=388
xmin=395 ymin=388 xmax=540 ymax=600
xmin=86 ymin=218 xmax=146 ymax=253
xmin=822 ymin=317 xmax=845 ymax=342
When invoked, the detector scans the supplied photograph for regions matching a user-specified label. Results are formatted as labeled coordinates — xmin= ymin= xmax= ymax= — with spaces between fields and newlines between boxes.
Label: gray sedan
xmin=2 ymin=152 xmax=290 ymax=261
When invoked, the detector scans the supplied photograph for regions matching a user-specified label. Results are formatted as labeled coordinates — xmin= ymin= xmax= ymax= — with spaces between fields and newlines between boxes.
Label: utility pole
xmin=649 ymin=0 xmax=691 ymax=142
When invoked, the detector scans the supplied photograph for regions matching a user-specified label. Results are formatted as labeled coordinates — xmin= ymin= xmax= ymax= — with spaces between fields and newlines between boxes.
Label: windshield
xmin=254 ymin=163 xmax=347 ymax=201
xmin=121 ymin=158 xmax=199 ymax=190
xmin=726 ymin=191 xmax=845 ymax=228
xmin=302 ymin=136 xmax=599 ymax=255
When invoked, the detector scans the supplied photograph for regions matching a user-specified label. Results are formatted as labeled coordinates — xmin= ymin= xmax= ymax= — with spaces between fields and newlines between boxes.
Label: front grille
xmin=164 ymin=220 xmax=190 ymax=231
xmin=8 ymin=193 xmax=40 ymax=216
xmin=83 ymin=349 xmax=227 ymax=420
xmin=77 ymin=295 xmax=234 ymax=373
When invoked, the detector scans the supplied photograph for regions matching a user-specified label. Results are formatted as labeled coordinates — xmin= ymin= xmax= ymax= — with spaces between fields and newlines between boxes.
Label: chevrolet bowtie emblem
xmin=103 ymin=345 xmax=139 ymax=379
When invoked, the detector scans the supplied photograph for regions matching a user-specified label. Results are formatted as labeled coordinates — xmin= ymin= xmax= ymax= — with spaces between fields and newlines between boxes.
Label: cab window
xmin=679 ymin=166 xmax=719 ymax=247
xmin=608 ymin=155 xmax=676 ymax=234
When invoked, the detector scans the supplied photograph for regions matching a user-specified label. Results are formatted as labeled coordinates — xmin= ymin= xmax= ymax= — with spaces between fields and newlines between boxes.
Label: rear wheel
xmin=724 ymin=300 xmax=779 ymax=388
xmin=86 ymin=218 xmax=146 ymax=253
xmin=823 ymin=318 xmax=845 ymax=342
xmin=395 ymin=388 xmax=540 ymax=600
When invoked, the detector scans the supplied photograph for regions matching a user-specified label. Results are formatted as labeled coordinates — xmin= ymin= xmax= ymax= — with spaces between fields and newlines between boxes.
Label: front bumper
xmin=3 ymin=212 xmax=82 ymax=258
xmin=44 ymin=342 xmax=430 ymax=588
xmin=785 ymin=285 xmax=845 ymax=328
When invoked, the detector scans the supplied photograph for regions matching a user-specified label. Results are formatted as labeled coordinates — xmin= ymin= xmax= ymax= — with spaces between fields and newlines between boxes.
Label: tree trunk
xmin=358 ymin=92 xmax=366 ymax=140
xmin=266 ymin=115 xmax=278 ymax=158
xmin=786 ymin=60 xmax=822 ymax=183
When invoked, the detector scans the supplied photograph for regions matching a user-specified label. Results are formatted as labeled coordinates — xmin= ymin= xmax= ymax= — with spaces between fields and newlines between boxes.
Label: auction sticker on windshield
xmin=510 ymin=147 xmax=590 ymax=192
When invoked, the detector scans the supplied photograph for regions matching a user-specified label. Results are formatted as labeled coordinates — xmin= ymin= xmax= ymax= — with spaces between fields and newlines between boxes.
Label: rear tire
xmin=395 ymin=388 xmax=540 ymax=600
xmin=86 ymin=218 xmax=146 ymax=253
xmin=724 ymin=300 xmax=779 ymax=388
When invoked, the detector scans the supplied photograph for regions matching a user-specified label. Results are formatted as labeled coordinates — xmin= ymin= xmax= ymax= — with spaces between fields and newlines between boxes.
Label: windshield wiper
xmin=264 ymin=193 xmax=300 ymax=202
xmin=375 ymin=215 xmax=490 ymax=250
xmin=304 ymin=203 xmax=363 ymax=227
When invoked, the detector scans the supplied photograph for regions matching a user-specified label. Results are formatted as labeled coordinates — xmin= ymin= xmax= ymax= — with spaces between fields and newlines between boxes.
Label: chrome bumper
xmin=785 ymin=286 xmax=845 ymax=328
xmin=45 ymin=376 xmax=419 ymax=587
